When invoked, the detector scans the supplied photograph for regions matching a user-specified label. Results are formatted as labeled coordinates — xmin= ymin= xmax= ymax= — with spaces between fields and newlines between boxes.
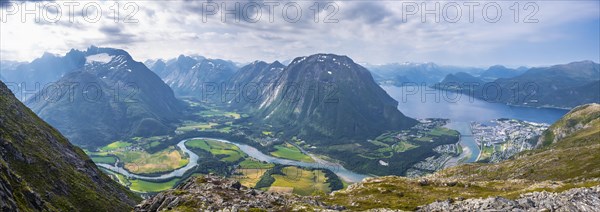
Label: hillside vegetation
xmin=0 ymin=81 xmax=140 ymax=211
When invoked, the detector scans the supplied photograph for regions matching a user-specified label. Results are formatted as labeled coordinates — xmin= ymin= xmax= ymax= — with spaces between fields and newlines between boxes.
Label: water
xmin=444 ymin=122 xmax=479 ymax=163
xmin=205 ymin=138 xmax=369 ymax=182
xmin=383 ymin=86 xmax=568 ymax=124
xmin=383 ymin=85 xmax=569 ymax=164
xmin=98 ymin=137 xmax=369 ymax=183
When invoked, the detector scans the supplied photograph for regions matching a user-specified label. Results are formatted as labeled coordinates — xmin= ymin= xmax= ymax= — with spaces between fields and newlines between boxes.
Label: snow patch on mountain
xmin=86 ymin=53 xmax=114 ymax=64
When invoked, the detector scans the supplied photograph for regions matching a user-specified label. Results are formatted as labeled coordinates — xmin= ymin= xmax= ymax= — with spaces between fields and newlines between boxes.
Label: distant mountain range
xmin=366 ymin=62 xmax=485 ymax=86
xmin=0 ymin=80 xmax=139 ymax=211
xmin=366 ymin=63 xmax=530 ymax=85
xmin=436 ymin=61 xmax=600 ymax=109
xmin=1 ymin=52 xmax=87 ymax=101
xmin=229 ymin=54 xmax=417 ymax=143
xmin=6 ymin=46 xmax=184 ymax=148
xmin=145 ymin=55 xmax=238 ymax=101
xmin=479 ymin=65 xmax=528 ymax=81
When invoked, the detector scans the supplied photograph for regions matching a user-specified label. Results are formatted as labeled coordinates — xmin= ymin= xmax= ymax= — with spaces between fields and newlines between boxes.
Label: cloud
xmin=98 ymin=25 xmax=139 ymax=45
xmin=1 ymin=0 xmax=599 ymax=66
xmin=340 ymin=2 xmax=391 ymax=24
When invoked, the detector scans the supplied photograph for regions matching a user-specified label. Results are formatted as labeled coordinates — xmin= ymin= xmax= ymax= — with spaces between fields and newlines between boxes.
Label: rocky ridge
xmin=135 ymin=175 xmax=344 ymax=211
xmin=417 ymin=185 xmax=600 ymax=212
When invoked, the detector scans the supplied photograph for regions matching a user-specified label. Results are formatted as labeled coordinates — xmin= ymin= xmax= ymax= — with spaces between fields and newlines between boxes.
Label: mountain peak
xmin=85 ymin=46 xmax=131 ymax=58
xmin=289 ymin=53 xmax=353 ymax=66
xmin=40 ymin=51 xmax=58 ymax=59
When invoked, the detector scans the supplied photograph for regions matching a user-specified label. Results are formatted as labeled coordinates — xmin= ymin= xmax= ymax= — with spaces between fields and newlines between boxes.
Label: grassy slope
xmin=326 ymin=104 xmax=600 ymax=211
xmin=0 ymin=82 xmax=141 ymax=211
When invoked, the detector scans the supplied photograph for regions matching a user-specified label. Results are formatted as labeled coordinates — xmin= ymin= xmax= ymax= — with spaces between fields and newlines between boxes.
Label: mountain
xmin=435 ymin=61 xmax=600 ymax=109
xmin=538 ymin=103 xmax=600 ymax=147
xmin=25 ymin=46 xmax=183 ymax=148
xmin=143 ymin=59 xmax=168 ymax=78
xmin=438 ymin=72 xmax=485 ymax=86
xmin=479 ymin=65 xmax=528 ymax=81
xmin=231 ymin=54 xmax=417 ymax=143
xmin=366 ymin=62 xmax=484 ymax=86
xmin=1 ymin=52 xmax=87 ymax=101
xmin=492 ymin=61 xmax=599 ymax=108
xmin=147 ymin=55 xmax=238 ymax=100
xmin=0 ymin=81 xmax=140 ymax=211
xmin=226 ymin=60 xmax=286 ymax=108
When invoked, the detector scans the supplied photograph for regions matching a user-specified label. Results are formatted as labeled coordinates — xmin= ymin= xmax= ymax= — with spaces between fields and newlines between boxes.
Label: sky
xmin=0 ymin=0 xmax=599 ymax=67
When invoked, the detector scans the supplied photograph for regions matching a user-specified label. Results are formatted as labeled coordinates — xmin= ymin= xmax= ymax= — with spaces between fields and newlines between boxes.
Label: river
xmin=98 ymin=137 xmax=369 ymax=183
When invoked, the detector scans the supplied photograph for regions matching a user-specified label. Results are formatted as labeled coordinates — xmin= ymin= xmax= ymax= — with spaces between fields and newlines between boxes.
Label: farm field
xmin=110 ymin=146 xmax=189 ymax=174
xmin=186 ymin=139 xmax=246 ymax=162
xmin=101 ymin=169 xmax=181 ymax=193
xmin=269 ymin=166 xmax=331 ymax=196
xmin=270 ymin=143 xmax=315 ymax=163
xmin=234 ymin=168 xmax=269 ymax=188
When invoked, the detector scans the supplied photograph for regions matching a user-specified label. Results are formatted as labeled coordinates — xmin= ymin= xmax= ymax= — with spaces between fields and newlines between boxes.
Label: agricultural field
xmin=196 ymin=109 xmax=243 ymax=119
xmin=129 ymin=178 xmax=181 ymax=193
xmin=270 ymin=142 xmax=315 ymax=162
xmin=234 ymin=168 xmax=269 ymax=188
xmin=177 ymin=121 xmax=218 ymax=132
xmin=186 ymin=139 xmax=246 ymax=162
xmin=238 ymin=159 xmax=275 ymax=169
xmin=235 ymin=159 xmax=274 ymax=187
xmin=268 ymin=166 xmax=331 ymax=196
xmin=393 ymin=141 xmax=417 ymax=152
xmin=100 ymin=141 xmax=132 ymax=151
xmin=101 ymin=169 xmax=181 ymax=193
xmin=111 ymin=146 xmax=189 ymax=174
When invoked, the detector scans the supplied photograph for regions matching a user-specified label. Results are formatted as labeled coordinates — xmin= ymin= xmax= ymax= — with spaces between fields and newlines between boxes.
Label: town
xmin=471 ymin=119 xmax=549 ymax=163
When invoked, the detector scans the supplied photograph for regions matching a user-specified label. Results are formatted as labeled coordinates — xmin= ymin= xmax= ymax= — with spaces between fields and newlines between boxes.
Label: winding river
xmin=98 ymin=86 xmax=569 ymax=185
xmin=97 ymin=137 xmax=369 ymax=183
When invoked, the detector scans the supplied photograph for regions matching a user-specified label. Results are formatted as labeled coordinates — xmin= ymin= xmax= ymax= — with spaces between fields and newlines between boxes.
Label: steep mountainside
xmin=226 ymin=60 xmax=286 ymax=108
xmin=234 ymin=54 xmax=417 ymax=143
xmin=25 ymin=46 xmax=183 ymax=148
xmin=0 ymin=81 xmax=140 ymax=211
xmin=150 ymin=55 xmax=238 ymax=100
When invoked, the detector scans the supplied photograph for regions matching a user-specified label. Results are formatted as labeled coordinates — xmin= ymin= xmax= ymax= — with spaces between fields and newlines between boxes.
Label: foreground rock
xmin=135 ymin=175 xmax=342 ymax=211
xmin=417 ymin=186 xmax=600 ymax=212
